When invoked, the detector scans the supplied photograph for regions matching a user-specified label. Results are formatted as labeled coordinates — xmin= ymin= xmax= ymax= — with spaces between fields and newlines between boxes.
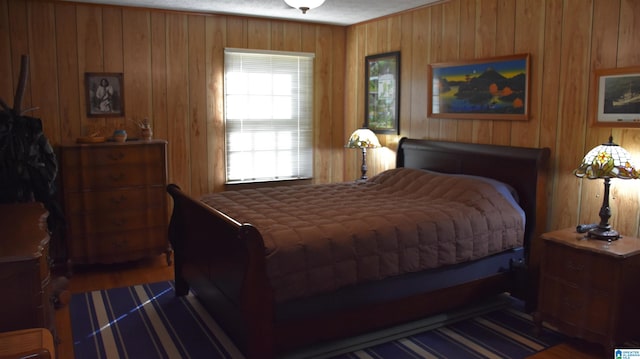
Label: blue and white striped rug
xmin=70 ymin=281 xmax=565 ymax=358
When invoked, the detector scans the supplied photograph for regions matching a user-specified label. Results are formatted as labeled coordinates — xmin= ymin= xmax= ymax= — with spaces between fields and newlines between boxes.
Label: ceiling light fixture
xmin=284 ymin=0 xmax=326 ymax=14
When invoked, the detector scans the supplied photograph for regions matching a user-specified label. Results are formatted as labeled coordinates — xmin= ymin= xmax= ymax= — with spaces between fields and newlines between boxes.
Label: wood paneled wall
xmin=0 ymin=0 xmax=346 ymax=198
xmin=2 ymin=0 xmax=640 ymax=238
xmin=346 ymin=0 xmax=640 ymax=237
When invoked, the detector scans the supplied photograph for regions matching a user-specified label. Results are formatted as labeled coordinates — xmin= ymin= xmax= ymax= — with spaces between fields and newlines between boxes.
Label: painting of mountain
xmin=428 ymin=54 xmax=530 ymax=120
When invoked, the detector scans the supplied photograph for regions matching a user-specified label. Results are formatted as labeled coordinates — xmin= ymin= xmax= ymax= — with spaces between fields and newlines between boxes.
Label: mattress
xmin=200 ymin=167 xmax=525 ymax=302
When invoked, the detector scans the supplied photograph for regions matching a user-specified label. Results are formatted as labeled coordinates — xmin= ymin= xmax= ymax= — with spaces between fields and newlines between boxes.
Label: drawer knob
xmin=108 ymin=152 xmax=125 ymax=161
xmin=110 ymin=195 xmax=127 ymax=205
xmin=112 ymin=218 xmax=127 ymax=226
xmin=563 ymin=297 xmax=584 ymax=310
xmin=566 ymin=260 xmax=584 ymax=272
xmin=114 ymin=239 xmax=129 ymax=248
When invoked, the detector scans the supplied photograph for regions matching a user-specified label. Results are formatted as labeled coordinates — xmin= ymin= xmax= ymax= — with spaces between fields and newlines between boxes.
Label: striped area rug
xmin=70 ymin=281 xmax=565 ymax=359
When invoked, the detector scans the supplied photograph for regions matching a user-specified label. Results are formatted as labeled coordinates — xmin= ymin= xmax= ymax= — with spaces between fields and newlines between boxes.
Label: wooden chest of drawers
xmin=0 ymin=203 xmax=55 ymax=336
xmin=60 ymin=140 xmax=171 ymax=269
xmin=534 ymin=228 xmax=640 ymax=353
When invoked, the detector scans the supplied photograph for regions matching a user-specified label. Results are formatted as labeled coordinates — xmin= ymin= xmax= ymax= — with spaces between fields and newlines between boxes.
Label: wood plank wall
xmin=2 ymin=0 xmax=640 ymax=239
xmin=346 ymin=0 xmax=640 ymax=238
xmin=0 ymin=0 xmax=346 ymax=198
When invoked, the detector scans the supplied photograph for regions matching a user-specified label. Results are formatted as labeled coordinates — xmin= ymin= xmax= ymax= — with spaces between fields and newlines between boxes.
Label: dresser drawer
xmin=68 ymin=227 xmax=168 ymax=264
xmin=61 ymin=144 xmax=164 ymax=168
xmin=63 ymin=163 xmax=165 ymax=190
xmin=66 ymin=208 xmax=166 ymax=235
xmin=64 ymin=187 xmax=166 ymax=214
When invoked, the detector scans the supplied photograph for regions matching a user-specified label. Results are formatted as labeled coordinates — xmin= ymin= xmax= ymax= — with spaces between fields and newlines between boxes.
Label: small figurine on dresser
xmin=133 ymin=118 xmax=152 ymax=141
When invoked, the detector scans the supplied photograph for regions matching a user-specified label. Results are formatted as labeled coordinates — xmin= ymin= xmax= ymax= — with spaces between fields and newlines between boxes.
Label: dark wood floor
xmin=53 ymin=254 xmax=604 ymax=359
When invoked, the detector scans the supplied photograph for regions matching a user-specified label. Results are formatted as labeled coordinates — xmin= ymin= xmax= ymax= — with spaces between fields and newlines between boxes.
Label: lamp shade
xmin=574 ymin=136 xmax=639 ymax=179
xmin=284 ymin=0 xmax=326 ymax=13
xmin=345 ymin=128 xmax=381 ymax=149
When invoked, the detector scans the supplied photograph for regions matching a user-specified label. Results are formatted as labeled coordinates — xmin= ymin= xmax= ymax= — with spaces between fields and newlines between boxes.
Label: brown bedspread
xmin=200 ymin=168 xmax=524 ymax=302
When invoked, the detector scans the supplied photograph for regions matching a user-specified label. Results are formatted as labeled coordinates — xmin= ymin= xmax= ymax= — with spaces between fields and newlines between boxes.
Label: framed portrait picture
xmin=428 ymin=54 xmax=530 ymax=120
xmin=85 ymin=72 xmax=124 ymax=117
xmin=591 ymin=66 xmax=640 ymax=127
xmin=365 ymin=51 xmax=400 ymax=134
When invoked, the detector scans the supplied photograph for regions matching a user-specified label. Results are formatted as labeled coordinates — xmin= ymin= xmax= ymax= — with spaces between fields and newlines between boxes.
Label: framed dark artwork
xmin=428 ymin=54 xmax=530 ymax=120
xmin=85 ymin=72 xmax=124 ymax=117
xmin=591 ymin=66 xmax=640 ymax=127
xmin=365 ymin=51 xmax=400 ymax=134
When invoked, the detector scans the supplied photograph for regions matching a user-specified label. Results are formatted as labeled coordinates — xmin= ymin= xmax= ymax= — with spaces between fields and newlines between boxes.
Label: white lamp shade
xmin=345 ymin=128 xmax=381 ymax=149
xmin=284 ymin=0 xmax=326 ymax=12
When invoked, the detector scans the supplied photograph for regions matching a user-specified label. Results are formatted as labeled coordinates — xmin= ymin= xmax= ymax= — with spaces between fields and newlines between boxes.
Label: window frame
xmin=223 ymin=48 xmax=315 ymax=184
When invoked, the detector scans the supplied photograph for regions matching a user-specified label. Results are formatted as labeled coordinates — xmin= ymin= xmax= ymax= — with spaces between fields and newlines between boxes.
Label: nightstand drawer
xmin=544 ymin=243 xmax=588 ymax=284
xmin=544 ymin=241 xmax=614 ymax=291
xmin=539 ymin=278 xmax=586 ymax=326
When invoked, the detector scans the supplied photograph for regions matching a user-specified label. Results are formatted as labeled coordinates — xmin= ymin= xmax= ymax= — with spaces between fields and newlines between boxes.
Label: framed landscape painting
xmin=365 ymin=51 xmax=400 ymax=134
xmin=428 ymin=54 xmax=530 ymax=120
xmin=591 ymin=66 xmax=640 ymax=127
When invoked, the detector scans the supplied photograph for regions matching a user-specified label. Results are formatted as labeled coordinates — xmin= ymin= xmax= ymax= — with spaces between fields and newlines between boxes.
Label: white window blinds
xmin=224 ymin=49 xmax=314 ymax=183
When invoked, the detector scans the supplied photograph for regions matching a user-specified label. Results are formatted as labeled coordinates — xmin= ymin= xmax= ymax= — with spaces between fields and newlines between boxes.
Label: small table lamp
xmin=574 ymin=135 xmax=639 ymax=240
xmin=345 ymin=128 xmax=381 ymax=180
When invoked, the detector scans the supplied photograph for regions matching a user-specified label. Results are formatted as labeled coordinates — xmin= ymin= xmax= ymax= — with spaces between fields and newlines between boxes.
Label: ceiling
xmin=61 ymin=0 xmax=444 ymax=26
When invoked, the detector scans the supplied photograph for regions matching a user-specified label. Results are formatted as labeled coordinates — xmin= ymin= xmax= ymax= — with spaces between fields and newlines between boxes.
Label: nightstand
xmin=533 ymin=228 xmax=640 ymax=354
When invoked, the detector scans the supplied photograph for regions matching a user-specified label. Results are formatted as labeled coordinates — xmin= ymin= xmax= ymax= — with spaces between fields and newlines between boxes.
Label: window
xmin=224 ymin=49 xmax=314 ymax=183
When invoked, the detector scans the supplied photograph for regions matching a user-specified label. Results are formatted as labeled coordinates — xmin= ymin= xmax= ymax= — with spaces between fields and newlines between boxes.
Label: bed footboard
xmin=166 ymin=184 xmax=275 ymax=357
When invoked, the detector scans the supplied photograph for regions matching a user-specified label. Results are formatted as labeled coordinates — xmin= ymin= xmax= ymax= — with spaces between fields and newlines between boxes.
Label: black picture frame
xmin=428 ymin=54 xmax=530 ymax=120
xmin=85 ymin=72 xmax=125 ymax=117
xmin=365 ymin=51 xmax=400 ymax=134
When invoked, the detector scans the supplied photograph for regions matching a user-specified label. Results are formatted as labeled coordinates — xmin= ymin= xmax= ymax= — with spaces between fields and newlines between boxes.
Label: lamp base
xmin=587 ymin=227 xmax=621 ymax=241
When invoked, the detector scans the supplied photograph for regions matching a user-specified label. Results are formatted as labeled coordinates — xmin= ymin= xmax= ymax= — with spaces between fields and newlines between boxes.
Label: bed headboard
xmin=396 ymin=137 xmax=550 ymax=257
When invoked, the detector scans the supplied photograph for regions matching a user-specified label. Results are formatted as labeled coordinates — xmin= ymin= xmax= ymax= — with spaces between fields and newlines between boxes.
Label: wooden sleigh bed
xmin=167 ymin=137 xmax=550 ymax=358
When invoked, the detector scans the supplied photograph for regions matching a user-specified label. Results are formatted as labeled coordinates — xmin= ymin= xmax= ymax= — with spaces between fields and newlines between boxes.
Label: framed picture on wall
xmin=85 ymin=72 xmax=124 ymax=117
xmin=591 ymin=66 xmax=640 ymax=127
xmin=365 ymin=51 xmax=400 ymax=134
xmin=428 ymin=54 xmax=530 ymax=120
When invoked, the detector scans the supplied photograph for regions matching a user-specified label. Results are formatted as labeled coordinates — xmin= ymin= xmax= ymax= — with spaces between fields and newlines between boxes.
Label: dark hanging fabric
xmin=0 ymin=110 xmax=64 ymax=234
